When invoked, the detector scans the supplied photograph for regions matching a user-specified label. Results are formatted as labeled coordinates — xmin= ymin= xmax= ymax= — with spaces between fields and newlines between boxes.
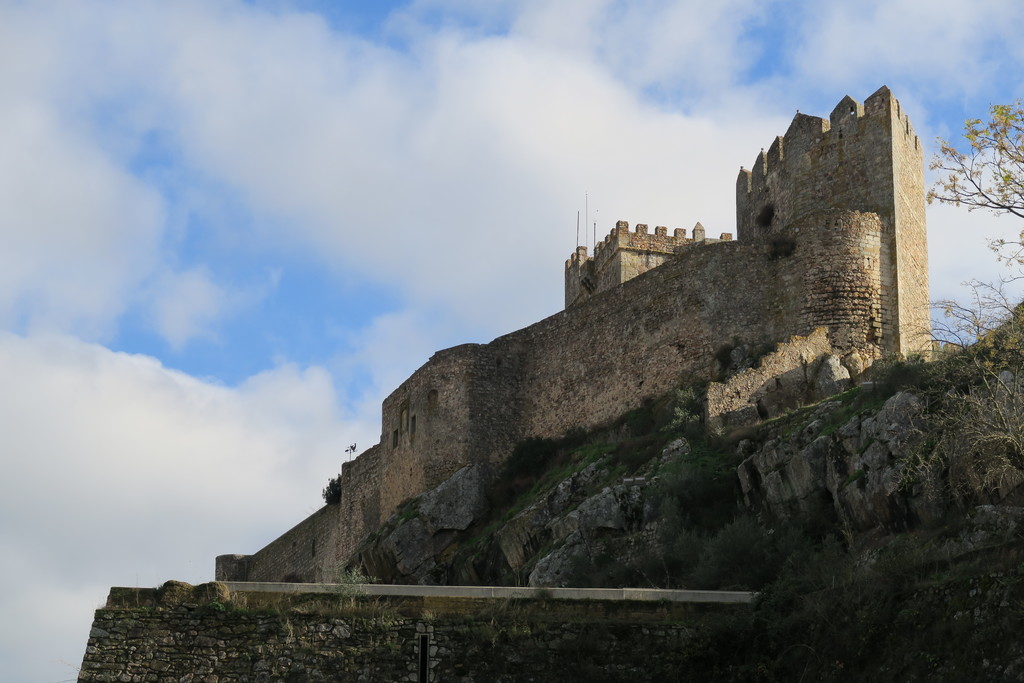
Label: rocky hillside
xmin=331 ymin=314 xmax=1024 ymax=679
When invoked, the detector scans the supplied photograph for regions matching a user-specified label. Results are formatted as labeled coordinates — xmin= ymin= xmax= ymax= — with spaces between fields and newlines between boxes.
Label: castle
xmin=216 ymin=86 xmax=929 ymax=584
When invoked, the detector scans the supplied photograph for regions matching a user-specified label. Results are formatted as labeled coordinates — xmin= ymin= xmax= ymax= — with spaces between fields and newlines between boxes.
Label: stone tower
xmin=736 ymin=85 xmax=929 ymax=357
xmin=564 ymin=222 xmax=733 ymax=308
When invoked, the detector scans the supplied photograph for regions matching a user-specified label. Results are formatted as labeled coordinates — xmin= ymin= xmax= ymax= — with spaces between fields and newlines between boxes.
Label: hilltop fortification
xmin=217 ymin=86 xmax=930 ymax=584
xmin=564 ymin=220 xmax=733 ymax=307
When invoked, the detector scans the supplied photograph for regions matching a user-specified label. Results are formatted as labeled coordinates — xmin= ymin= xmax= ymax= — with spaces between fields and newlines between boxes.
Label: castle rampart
xmin=565 ymin=220 xmax=733 ymax=307
xmin=735 ymin=85 xmax=927 ymax=356
xmin=218 ymin=87 xmax=929 ymax=583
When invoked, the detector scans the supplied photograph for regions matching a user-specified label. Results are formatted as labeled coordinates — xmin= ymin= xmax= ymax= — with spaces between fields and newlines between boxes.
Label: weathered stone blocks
xmin=219 ymin=87 xmax=930 ymax=583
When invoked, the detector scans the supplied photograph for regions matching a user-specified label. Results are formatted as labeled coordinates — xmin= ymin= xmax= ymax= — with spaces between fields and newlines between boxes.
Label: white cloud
xmin=0 ymin=332 xmax=367 ymax=682
xmin=146 ymin=265 xmax=281 ymax=351
xmin=791 ymin=0 xmax=1024 ymax=98
xmin=927 ymin=201 xmax=1024 ymax=306
xmin=0 ymin=96 xmax=164 ymax=338
xmin=0 ymin=553 xmax=102 ymax=683
xmin=148 ymin=267 xmax=230 ymax=349
xmin=0 ymin=0 xmax=786 ymax=342
xmin=508 ymin=0 xmax=772 ymax=95
xmin=0 ymin=2 xmax=1022 ymax=680
xmin=1 ymin=0 xmax=1019 ymax=345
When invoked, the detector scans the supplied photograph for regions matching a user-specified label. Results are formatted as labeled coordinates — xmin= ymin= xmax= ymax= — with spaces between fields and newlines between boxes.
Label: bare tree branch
xmin=929 ymin=101 xmax=1024 ymax=220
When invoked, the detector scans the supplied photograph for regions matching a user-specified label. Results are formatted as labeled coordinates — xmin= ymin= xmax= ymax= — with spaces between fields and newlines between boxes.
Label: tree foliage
xmin=929 ymin=100 xmax=1024 ymax=220
xmin=322 ymin=474 xmax=341 ymax=504
xmin=929 ymin=101 xmax=1024 ymax=345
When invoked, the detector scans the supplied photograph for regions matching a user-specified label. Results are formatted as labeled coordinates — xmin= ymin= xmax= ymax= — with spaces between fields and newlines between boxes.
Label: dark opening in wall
xmin=756 ymin=203 xmax=775 ymax=228
xmin=311 ymin=538 xmax=316 ymax=558
xmin=426 ymin=389 xmax=439 ymax=417
xmin=411 ymin=415 xmax=417 ymax=435
xmin=418 ymin=633 xmax=429 ymax=683
xmin=392 ymin=430 xmax=399 ymax=448
xmin=769 ymin=235 xmax=796 ymax=259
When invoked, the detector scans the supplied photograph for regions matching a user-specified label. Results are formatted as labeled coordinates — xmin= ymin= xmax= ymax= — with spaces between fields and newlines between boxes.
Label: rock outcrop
xmin=736 ymin=391 xmax=942 ymax=532
xmin=359 ymin=464 xmax=490 ymax=583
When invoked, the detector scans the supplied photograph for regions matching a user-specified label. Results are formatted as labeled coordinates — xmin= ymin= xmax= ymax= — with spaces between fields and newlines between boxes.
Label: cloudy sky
xmin=1 ymin=0 xmax=1022 ymax=679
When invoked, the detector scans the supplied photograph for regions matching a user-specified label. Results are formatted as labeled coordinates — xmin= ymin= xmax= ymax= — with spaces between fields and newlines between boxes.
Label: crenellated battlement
xmin=739 ymin=89 xmax=920 ymax=200
xmin=219 ymin=87 xmax=931 ymax=585
xmin=593 ymin=221 xmax=686 ymax=262
xmin=736 ymin=86 xmax=921 ymax=239
xmin=565 ymin=220 xmax=732 ymax=307
xmin=735 ymin=85 xmax=928 ymax=357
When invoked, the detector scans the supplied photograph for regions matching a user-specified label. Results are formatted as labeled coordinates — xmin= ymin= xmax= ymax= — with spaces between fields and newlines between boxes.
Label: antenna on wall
xmin=585 ymin=192 xmax=589 ymax=251
xmin=583 ymin=193 xmax=599 ymax=252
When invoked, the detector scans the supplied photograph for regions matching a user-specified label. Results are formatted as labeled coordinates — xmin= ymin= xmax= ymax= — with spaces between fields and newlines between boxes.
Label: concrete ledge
xmin=222 ymin=581 xmax=754 ymax=604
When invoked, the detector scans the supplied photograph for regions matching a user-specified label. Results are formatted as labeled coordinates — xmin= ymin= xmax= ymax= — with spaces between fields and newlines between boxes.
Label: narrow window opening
xmin=410 ymin=415 xmax=417 ymax=435
xmin=392 ymin=430 xmax=399 ymax=448
xmin=418 ymin=634 xmax=429 ymax=683
xmin=311 ymin=538 xmax=317 ymax=558
xmin=427 ymin=389 xmax=439 ymax=416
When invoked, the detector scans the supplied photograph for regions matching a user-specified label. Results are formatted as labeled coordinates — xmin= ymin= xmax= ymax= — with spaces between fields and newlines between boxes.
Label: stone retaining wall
xmin=79 ymin=584 xmax=748 ymax=682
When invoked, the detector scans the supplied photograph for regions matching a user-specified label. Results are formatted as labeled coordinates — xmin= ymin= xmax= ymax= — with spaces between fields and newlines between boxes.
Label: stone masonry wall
xmin=797 ymin=210 xmax=884 ymax=350
xmin=705 ymin=327 xmax=836 ymax=427
xmin=229 ymin=207 xmax=893 ymax=581
xmin=216 ymin=504 xmax=345 ymax=584
xmin=512 ymin=208 xmax=883 ymax=444
xmin=891 ymin=97 xmax=930 ymax=356
xmin=565 ymin=221 xmax=732 ymax=307
xmin=218 ymin=88 xmax=928 ymax=582
xmin=735 ymin=85 xmax=928 ymax=356
xmin=79 ymin=587 xmax=731 ymax=682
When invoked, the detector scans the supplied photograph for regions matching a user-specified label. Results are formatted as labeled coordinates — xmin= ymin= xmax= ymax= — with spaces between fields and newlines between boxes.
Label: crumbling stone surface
xmin=705 ymin=328 xmax=851 ymax=427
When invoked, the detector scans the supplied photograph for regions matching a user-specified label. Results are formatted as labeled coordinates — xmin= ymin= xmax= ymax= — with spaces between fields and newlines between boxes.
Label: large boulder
xmin=419 ymin=464 xmax=491 ymax=535
xmin=528 ymin=531 xmax=587 ymax=587
xmin=359 ymin=464 xmax=491 ymax=583
xmin=815 ymin=354 xmax=851 ymax=397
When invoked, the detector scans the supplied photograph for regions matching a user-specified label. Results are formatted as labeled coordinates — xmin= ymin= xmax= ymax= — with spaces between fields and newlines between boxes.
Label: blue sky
xmin=1 ymin=1 xmax=1023 ymax=680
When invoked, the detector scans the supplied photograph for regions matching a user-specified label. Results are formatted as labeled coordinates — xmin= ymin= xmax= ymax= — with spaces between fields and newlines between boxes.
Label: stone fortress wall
xmin=217 ymin=86 xmax=929 ymax=583
xmin=80 ymin=584 xmax=743 ymax=682
xmin=564 ymin=220 xmax=733 ymax=307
